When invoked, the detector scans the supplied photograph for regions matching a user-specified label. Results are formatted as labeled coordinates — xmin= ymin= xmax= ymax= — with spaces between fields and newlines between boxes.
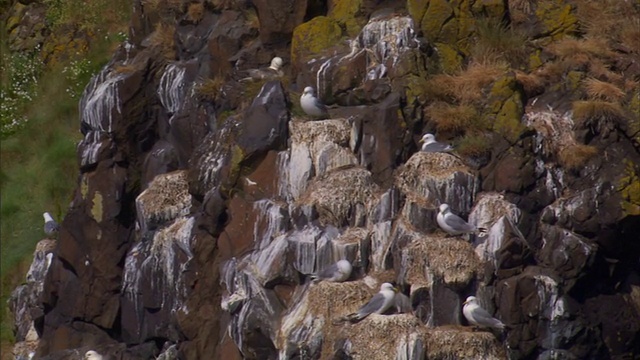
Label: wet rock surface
xmin=7 ymin=0 xmax=640 ymax=359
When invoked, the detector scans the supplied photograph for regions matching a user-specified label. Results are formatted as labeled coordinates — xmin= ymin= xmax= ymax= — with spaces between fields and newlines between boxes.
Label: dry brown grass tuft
xmin=576 ymin=0 xmax=639 ymax=50
xmin=148 ymin=22 xmax=176 ymax=59
xmin=470 ymin=17 xmax=528 ymax=66
xmin=425 ymin=102 xmax=478 ymax=134
xmin=515 ymin=70 xmax=544 ymax=96
xmin=546 ymin=37 xmax=614 ymax=61
xmin=620 ymin=18 xmax=640 ymax=53
xmin=428 ymin=62 xmax=507 ymax=104
xmin=195 ymin=76 xmax=225 ymax=100
xmin=572 ymin=100 xmax=626 ymax=125
xmin=558 ymin=143 xmax=598 ymax=171
xmin=456 ymin=133 xmax=492 ymax=158
xmin=245 ymin=8 xmax=259 ymax=29
xmin=187 ymin=2 xmax=205 ymax=23
xmin=583 ymin=78 xmax=625 ymax=102
xmin=588 ymin=60 xmax=623 ymax=83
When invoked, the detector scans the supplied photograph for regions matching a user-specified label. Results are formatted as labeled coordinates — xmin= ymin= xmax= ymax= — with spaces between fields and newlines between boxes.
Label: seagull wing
xmin=444 ymin=213 xmax=475 ymax=232
xmin=313 ymin=97 xmax=329 ymax=114
xmin=470 ymin=306 xmax=505 ymax=329
xmin=422 ymin=142 xmax=453 ymax=153
xmin=314 ymin=263 xmax=340 ymax=281
xmin=356 ymin=292 xmax=386 ymax=317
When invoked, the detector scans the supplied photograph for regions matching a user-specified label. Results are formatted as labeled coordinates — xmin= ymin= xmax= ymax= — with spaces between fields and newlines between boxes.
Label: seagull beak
xmin=393 ymin=286 xmax=399 ymax=293
xmin=418 ymin=138 xmax=424 ymax=143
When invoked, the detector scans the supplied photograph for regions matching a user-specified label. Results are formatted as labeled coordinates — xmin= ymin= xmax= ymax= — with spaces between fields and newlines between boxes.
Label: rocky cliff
xmin=8 ymin=0 xmax=640 ymax=359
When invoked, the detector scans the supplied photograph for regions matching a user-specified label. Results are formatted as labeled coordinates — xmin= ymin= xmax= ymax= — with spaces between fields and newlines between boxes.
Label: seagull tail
xmin=477 ymin=227 xmax=488 ymax=235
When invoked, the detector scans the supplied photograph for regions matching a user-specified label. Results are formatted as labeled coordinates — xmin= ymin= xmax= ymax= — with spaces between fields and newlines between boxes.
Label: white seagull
xmin=463 ymin=296 xmax=506 ymax=331
xmin=240 ymin=57 xmax=284 ymax=82
xmin=85 ymin=350 xmax=104 ymax=360
xmin=419 ymin=133 xmax=454 ymax=153
xmin=43 ymin=212 xmax=59 ymax=237
xmin=436 ymin=204 xmax=486 ymax=236
xmin=311 ymin=259 xmax=352 ymax=283
xmin=300 ymin=86 xmax=329 ymax=119
xmin=340 ymin=282 xmax=397 ymax=322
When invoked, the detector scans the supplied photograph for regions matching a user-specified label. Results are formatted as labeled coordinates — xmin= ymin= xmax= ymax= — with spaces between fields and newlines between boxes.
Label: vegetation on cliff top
xmin=0 ymin=0 xmax=130 ymax=348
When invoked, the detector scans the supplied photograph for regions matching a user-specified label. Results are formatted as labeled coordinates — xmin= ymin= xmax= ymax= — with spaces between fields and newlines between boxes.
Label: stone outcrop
xmin=7 ymin=0 xmax=640 ymax=359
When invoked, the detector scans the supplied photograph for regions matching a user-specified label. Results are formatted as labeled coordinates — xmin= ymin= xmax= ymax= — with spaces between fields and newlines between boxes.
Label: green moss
xmin=627 ymin=89 xmax=640 ymax=144
xmin=488 ymin=75 xmax=526 ymax=143
xmin=565 ymin=70 xmax=583 ymax=91
xmin=529 ymin=50 xmax=543 ymax=70
xmin=404 ymin=75 xmax=430 ymax=105
xmin=291 ymin=16 xmax=343 ymax=66
xmin=91 ymin=191 xmax=103 ymax=222
xmin=228 ymin=145 xmax=245 ymax=186
xmin=407 ymin=0 xmax=429 ymax=27
xmin=328 ymin=0 xmax=366 ymax=37
xmin=434 ymin=42 xmax=463 ymax=74
xmin=618 ymin=160 xmax=640 ymax=216
xmin=419 ymin=0 xmax=453 ymax=43
xmin=81 ymin=175 xmax=89 ymax=199
xmin=535 ymin=1 xmax=578 ymax=39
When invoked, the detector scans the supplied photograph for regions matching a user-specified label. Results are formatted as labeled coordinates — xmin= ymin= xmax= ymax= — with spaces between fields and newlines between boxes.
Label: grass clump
xmin=470 ymin=17 xmax=528 ymax=67
xmin=558 ymin=143 xmax=598 ymax=171
xmin=195 ymin=76 xmax=225 ymax=101
xmin=572 ymin=100 xmax=626 ymax=125
xmin=427 ymin=61 xmax=508 ymax=105
xmin=425 ymin=102 xmax=478 ymax=134
xmin=148 ymin=22 xmax=177 ymax=60
xmin=456 ymin=133 xmax=492 ymax=158
xmin=186 ymin=2 xmax=205 ymax=23
xmin=582 ymin=78 xmax=625 ymax=102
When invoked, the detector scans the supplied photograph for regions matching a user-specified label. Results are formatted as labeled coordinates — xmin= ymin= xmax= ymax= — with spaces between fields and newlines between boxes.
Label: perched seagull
xmin=338 ymin=283 xmax=397 ymax=322
xmin=85 ymin=350 xmax=104 ymax=360
xmin=43 ymin=212 xmax=59 ymax=237
xmin=239 ymin=57 xmax=284 ymax=82
xmin=419 ymin=133 xmax=454 ymax=153
xmin=436 ymin=204 xmax=486 ymax=236
xmin=300 ymin=86 xmax=330 ymax=119
xmin=311 ymin=259 xmax=352 ymax=283
xmin=463 ymin=296 xmax=506 ymax=331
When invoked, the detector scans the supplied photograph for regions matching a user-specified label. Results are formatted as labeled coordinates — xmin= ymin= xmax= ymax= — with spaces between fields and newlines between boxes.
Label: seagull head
xmin=270 ymin=57 xmax=284 ymax=70
xmin=463 ymin=296 xmax=477 ymax=305
xmin=419 ymin=133 xmax=435 ymax=144
xmin=438 ymin=203 xmax=450 ymax=214
xmin=302 ymin=86 xmax=315 ymax=97
xmin=336 ymin=259 xmax=352 ymax=274
xmin=85 ymin=351 xmax=100 ymax=360
xmin=43 ymin=212 xmax=54 ymax=222
xmin=380 ymin=282 xmax=397 ymax=292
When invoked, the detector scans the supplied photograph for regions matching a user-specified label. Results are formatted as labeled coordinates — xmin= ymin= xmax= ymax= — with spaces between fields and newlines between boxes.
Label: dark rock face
xmin=8 ymin=1 xmax=640 ymax=359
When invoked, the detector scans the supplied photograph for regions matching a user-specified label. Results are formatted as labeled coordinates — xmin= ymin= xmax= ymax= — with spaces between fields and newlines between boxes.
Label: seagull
xmin=239 ymin=57 xmax=284 ymax=82
xmin=419 ymin=133 xmax=454 ymax=153
xmin=43 ymin=212 xmax=59 ymax=237
xmin=463 ymin=296 xmax=506 ymax=331
xmin=85 ymin=350 xmax=104 ymax=360
xmin=300 ymin=86 xmax=329 ymax=119
xmin=436 ymin=204 xmax=486 ymax=236
xmin=310 ymin=259 xmax=352 ymax=283
xmin=338 ymin=282 xmax=397 ymax=322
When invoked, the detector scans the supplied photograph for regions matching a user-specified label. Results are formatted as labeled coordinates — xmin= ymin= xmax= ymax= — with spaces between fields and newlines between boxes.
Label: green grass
xmin=0 ymin=63 xmax=83 ymax=343
xmin=0 ymin=0 xmax=131 ymax=346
